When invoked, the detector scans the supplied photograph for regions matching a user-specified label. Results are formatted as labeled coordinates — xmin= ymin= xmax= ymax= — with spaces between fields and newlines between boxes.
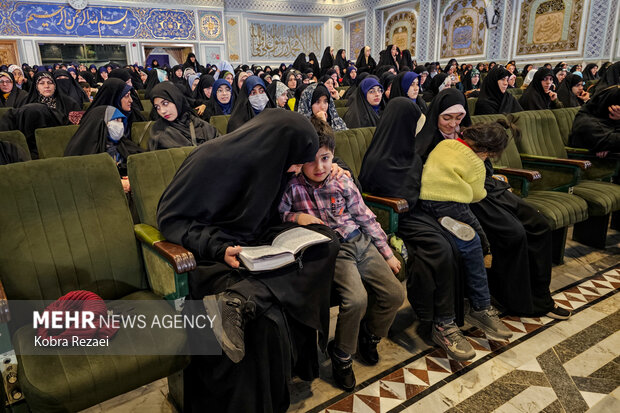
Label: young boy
xmin=419 ymin=120 xmax=515 ymax=361
xmin=279 ymin=121 xmax=405 ymax=391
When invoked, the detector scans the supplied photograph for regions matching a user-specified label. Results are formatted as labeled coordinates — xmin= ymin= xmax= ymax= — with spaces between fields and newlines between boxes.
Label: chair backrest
xmin=141 ymin=99 xmax=153 ymax=114
xmin=513 ymin=109 xmax=567 ymax=158
xmin=0 ymin=130 xmax=31 ymax=160
xmin=551 ymin=107 xmax=580 ymax=145
xmin=131 ymin=121 xmax=155 ymax=149
xmin=467 ymin=98 xmax=477 ymax=115
xmin=127 ymin=147 xmax=195 ymax=228
xmin=137 ymin=89 xmax=146 ymax=99
xmin=35 ymin=125 xmax=80 ymax=159
xmin=507 ymin=88 xmax=523 ymax=97
xmin=471 ymin=113 xmax=522 ymax=169
xmin=209 ymin=115 xmax=230 ymax=135
xmin=336 ymin=106 xmax=349 ymax=118
xmin=0 ymin=153 xmax=144 ymax=302
xmin=0 ymin=107 xmax=12 ymax=119
xmin=82 ymin=101 xmax=91 ymax=110
xmin=334 ymin=99 xmax=348 ymax=108
xmin=333 ymin=127 xmax=376 ymax=178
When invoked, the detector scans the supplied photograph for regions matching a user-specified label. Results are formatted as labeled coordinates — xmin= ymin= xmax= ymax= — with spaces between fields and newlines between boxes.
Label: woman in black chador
xmin=148 ymin=82 xmax=219 ymax=150
xmin=86 ymin=78 xmax=146 ymax=137
xmin=569 ymin=85 xmax=620 ymax=152
xmin=474 ymin=66 xmax=523 ymax=115
xmin=157 ymin=109 xmax=340 ymax=412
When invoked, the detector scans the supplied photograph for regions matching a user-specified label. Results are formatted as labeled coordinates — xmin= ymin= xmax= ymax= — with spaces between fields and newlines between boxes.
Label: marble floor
xmin=81 ymin=229 xmax=620 ymax=413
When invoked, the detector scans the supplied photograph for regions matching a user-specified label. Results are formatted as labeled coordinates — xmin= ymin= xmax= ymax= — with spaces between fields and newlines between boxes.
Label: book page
xmin=238 ymin=245 xmax=289 ymax=260
xmin=272 ymin=227 xmax=330 ymax=255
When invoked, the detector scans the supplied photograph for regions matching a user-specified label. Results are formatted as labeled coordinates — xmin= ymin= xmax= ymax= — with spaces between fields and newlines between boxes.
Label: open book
xmin=238 ymin=227 xmax=330 ymax=272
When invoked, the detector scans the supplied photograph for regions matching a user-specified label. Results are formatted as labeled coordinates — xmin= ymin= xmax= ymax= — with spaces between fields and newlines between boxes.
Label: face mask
xmin=249 ymin=93 xmax=269 ymax=112
xmin=107 ymin=120 xmax=125 ymax=142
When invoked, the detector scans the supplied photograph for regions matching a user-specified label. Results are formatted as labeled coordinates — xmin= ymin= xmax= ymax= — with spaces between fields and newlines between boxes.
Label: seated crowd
xmin=0 ymin=46 xmax=619 ymax=413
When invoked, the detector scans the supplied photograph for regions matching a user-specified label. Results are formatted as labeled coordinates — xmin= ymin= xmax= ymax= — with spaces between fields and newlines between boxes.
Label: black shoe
xmin=327 ymin=341 xmax=356 ymax=392
xmin=203 ymin=291 xmax=253 ymax=363
xmin=546 ymin=303 xmax=571 ymax=320
xmin=358 ymin=323 xmax=381 ymax=365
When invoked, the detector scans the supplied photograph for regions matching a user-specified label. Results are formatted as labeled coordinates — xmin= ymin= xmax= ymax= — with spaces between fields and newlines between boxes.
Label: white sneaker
xmin=438 ymin=216 xmax=476 ymax=241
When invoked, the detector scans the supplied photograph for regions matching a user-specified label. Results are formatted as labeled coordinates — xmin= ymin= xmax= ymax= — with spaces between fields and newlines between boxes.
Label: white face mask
xmin=107 ymin=120 xmax=125 ymax=142
xmin=249 ymin=93 xmax=269 ymax=112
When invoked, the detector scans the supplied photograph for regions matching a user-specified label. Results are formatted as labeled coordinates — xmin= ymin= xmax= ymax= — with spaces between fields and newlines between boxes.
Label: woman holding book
xmin=157 ymin=109 xmax=342 ymax=413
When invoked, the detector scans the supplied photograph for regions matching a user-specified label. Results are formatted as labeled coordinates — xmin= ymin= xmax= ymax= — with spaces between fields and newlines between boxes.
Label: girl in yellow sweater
xmin=419 ymin=120 xmax=513 ymax=344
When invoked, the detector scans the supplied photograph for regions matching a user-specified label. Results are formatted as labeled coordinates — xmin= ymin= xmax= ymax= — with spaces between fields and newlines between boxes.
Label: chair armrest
xmin=134 ymin=224 xmax=196 ymax=273
xmin=494 ymin=167 xmax=542 ymax=182
xmin=362 ymin=194 xmax=409 ymax=213
xmin=520 ymin=154 xmax=591 ymax=170
xmin=0 ymin=279 xmax=9 ymax=323
xmin=566 ymin=147 xmax=620 ymax=160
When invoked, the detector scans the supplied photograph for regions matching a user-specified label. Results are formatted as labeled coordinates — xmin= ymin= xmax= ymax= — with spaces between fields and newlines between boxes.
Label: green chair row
xmin=82 ymin=100 xmax=153 ymax=114
xmin=0 ymin=130 xmax=30 ymax=160
xmin=0 ymin=153 xmax=192 ymax=412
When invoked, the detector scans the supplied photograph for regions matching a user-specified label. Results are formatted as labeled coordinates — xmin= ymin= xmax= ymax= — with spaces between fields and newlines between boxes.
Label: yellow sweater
xmin=419 ymin=139 xmax=487 ymax=203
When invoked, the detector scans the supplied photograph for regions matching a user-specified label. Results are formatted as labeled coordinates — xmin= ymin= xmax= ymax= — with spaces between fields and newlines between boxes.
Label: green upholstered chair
xmin=141 ymin=99 xmax=153 ymax=114
xmin=467 ymin=98 xmax=477 ymax=115
xmin=515 ymin=77 xmax=524 ymax=88
xmin=34 ymin=125 xmax=80 ymax=159
xmin=0 ymin=107 xmax=12 ymax=119
xmin=209 ymin=114 xmax=230 ymax=135
xmin=506 ymin=88 xmax=523 ymax=97
xmin=131 ymin=120 xmax=155 ymax=150
xmin=334 ymin=99 xmax=348 ymax=108
xmin=82 ymin=101 xmax=91 ymax=110
xmin=336 ymin=106 xmax=349 ymax=118
xmin=513 ymin=109 xmax=620 ymax=248
xmin=551 ymin=107 xmax=620 ymax=181
xmin=127 ymin=147 xmax=196 ymax=302
xmin=0 ymin=130 xmax=31 ymax=161
xmin=137 ymin=89 xmax=146 ymax=100
xmin=333 ymin=127 xmax=409 ymax=280
xmin=471 ymin=114 xmax=589 ymax=263
xmin=0 ymin=154 xmax=191 ymax=412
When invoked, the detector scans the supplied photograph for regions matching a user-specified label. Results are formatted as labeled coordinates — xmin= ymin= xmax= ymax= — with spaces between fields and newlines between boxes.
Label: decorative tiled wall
xmin=349 ymin=17 xmax=366 ymax=60
xmin=439 ymin=0 xmax=487 ymax=58
xmin=198 ymin=10 xmax=224 ymax=42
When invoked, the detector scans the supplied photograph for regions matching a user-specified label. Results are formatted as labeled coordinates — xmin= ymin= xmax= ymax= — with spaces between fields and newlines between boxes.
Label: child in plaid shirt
xmin=279 ymin=119 xmax=404 ymax=392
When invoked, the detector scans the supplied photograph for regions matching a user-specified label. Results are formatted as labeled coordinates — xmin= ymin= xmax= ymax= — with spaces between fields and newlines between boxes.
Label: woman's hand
xmin=579 ymin=91 xmax=590 ymax=102
xmin=609 ymin=105 xmax=620 ymax=121
xmin=297 ymin=213 xmax=325 ymax=226
xmin=224 ymin=245 xmax=243 ymax=268
xmin=315 ymin=111 xmax=327 ymax=122
xmin=386 ymin=256 xmax=401 ymax=275
xmin=195 ymin=104 xmax=206 ymax=116
xmin=330 ymin=89 xmax=340 ymax=100
xmin=331 ymin=163 xmax=351 ymax=179
xmin=121 ymin=176 xmax=131 ymax=193
xmin=596 ymin=151 xmax=610 ymax=158
xmin=547 ymin=90 xmax=557 ymax=101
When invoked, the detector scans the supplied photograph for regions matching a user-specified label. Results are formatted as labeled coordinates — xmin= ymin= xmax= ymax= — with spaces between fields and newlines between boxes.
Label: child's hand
xmin=484 ymin=254 xmax=493 ymax=269
xmin=225 ymin=245 xmax=243 ymax=268
xmin=386 ymin=256 xmax=401 ymax=275
xmin=121 ymin=176 xmax=131 ymax=193
xmin=297 ymin=213 xmax=325 ymax=226
xmin=331 ymin=163 xmax=352 ymax=179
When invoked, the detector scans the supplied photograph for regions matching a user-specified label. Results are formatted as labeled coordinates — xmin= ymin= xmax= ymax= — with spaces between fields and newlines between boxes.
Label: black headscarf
xmin=227 ymin=76 xmax=275 ymax=133
xmin=144 ymin=69 xmax=161 ymax=100
xmin=64 ymin=105 xmax=143 ymax=175
xmin=308 ymin=53 xmax=321 ymax=77
xmin=26 ymin=71 xmax=81 ymax=122
xmin=582 ymin=63 xmax=599 ymax=81
xmin=519 ymin=68 xmax=557 ymax=110
xmin=0 ymin=140 xmax=28 ymax=165
xmin=592 ymin=61 xmax=620 ymax=95
xmin=183 ymin=53 xmax=203 ymax=73
xmin=79 ymin=70 xmax=97 ymax=88
xmin=170 ymin=65 xmax=185 ymax=85
xmin=320 ymin=47 xmax=334 ymax=76
xmin=475 ymin=67 xmax=523 ymax=115
xmin=157 ymin=109 xmax=319 ymax=258
xmin=557 ymin=73 xmax=585 ymax=107
xmin=194 ymin=74 xmax=215 ymax=103
xmin=416 ymin=88 xmax=471 ymax=160
xmin=148 ymin=82 xmax=219 ymax=150
xmin=389 ymin=71 xmax=428 ymax=114
xmin=109 ymin=68 xmax=144 ymax=111
xmin=359 ymin=97 xmax=423 ymax=207
xmin=342 ymin=76 xmax=382 ymax=128
xmin=0 ymin=72 xmax=27 ymax=108
xmin=86 ymin=78 xmax=145 ymax=136
xmin=292 ymin=53 xmax=307 ymax=73
xmin=400 ymin=50 xmax=413 ymax=71
xmin=53 ymin=69 xmax=89 ymax=104
xmin=422 ymin=73 xmax=449 ymax=101
xmin=569 ymin=85 xmax=620 ymax=152
xmin=377 ymin=45 xmax=399 ymax=71
xmin=355 ymin=46 xmax=376 ymax=74
xmin=334 ymin=49 xmax=347 ymax=74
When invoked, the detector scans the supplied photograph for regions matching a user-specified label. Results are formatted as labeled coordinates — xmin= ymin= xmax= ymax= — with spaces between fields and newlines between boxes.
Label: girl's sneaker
xmin=432 ymin=322 xmax=475 ymax=361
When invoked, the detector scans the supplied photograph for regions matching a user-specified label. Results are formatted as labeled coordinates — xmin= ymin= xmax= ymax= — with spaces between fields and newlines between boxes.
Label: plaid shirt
xmin=279 ymin=173 xmax=393 ymax=259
